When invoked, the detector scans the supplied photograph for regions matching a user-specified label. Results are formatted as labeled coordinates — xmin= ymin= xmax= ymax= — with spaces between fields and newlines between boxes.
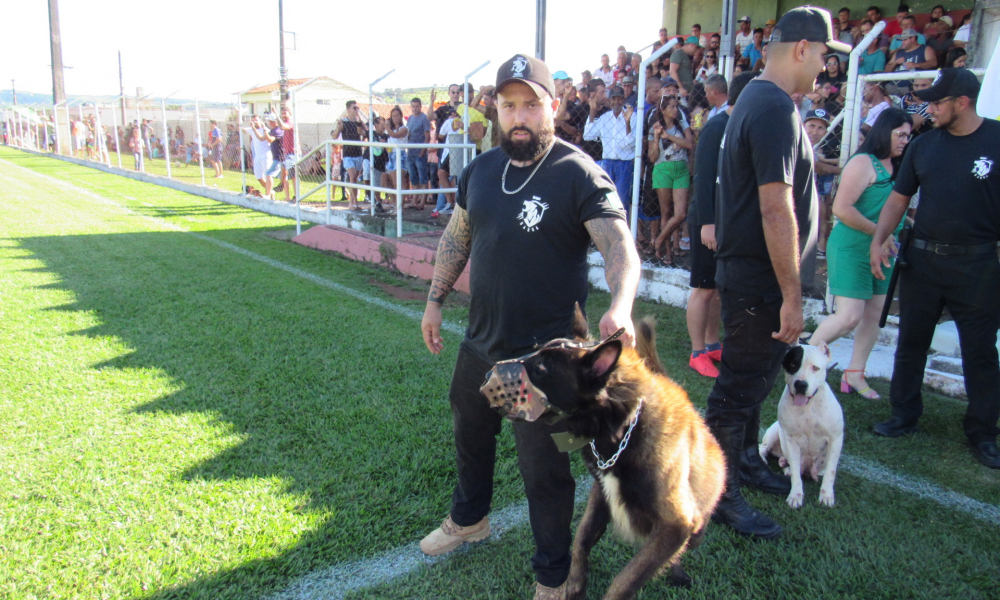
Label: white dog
xmin=760 ymin=343 xmax=844 ymax=508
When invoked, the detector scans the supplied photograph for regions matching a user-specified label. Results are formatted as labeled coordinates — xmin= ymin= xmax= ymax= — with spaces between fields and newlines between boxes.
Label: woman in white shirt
xmin=695 ymin=51 xmax=719 ymax=83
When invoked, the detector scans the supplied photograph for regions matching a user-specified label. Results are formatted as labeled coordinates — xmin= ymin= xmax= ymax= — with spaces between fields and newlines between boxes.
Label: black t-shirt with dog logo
xmin=456 ymin=138 xmax=626 ymax=362
xmin=715 ymin=79 xmax=818 ymax=299
xmin=893 ymin=118 xmax=1000 ymax=245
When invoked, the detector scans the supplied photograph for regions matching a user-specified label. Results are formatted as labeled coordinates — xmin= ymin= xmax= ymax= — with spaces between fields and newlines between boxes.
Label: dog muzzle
xmin=480 ymin=328 xmax=626 ymax=424
xmin=480 ymin=359 xmax=564 ymax=423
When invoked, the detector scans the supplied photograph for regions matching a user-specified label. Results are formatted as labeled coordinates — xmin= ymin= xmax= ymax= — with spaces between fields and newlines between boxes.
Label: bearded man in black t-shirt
xmin=709 ymin=6 xmax=845 ymax=540
xmin=418 ymin=55 xmax=640 ymax=598
xmin=869 ymin=69 xmax=1000 ymax=470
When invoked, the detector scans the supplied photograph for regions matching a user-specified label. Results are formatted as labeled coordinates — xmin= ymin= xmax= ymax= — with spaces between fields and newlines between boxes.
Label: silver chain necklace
xmin=501 ymin=142 xmax=555 ymax=195
xmin=590 ymin=398 xmax=643 ymax=470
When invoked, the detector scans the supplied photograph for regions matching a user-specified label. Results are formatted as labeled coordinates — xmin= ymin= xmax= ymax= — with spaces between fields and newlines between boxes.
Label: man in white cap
xmin=419 ymin=54 xmax=641 ymax=599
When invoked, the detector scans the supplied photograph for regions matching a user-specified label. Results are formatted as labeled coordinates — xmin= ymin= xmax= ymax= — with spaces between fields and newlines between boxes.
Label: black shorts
xmin=440 ymin=153 xmax=450 ymax=174
xmin=689 ymin=226 xmax=717 ymax=289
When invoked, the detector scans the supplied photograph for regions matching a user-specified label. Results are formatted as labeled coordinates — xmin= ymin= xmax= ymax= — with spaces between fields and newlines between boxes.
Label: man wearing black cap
xmin=419 ymin=54 xmax=641 ymax=598
xmin=869 ymin=68 xmax=1000 ymax=469
xmin=708 ymin=6 xmax=849 ymax=539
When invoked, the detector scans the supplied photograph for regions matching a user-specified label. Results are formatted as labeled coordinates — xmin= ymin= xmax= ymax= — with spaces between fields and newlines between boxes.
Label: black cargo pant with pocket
xmin=447 ymin=345 xmax=576 ymax=588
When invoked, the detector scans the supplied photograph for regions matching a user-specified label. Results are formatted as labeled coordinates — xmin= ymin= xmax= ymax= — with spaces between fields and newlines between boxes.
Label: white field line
xmin=0 ymin=157 xmax=463 ymax=337
xmin=4 ymin=155 xmax=1000 ymax=598
xmin=268 ymin=479 xmax=594 ymax=600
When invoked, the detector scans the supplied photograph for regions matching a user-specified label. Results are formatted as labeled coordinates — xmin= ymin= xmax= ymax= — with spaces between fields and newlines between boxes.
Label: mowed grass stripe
xmin=0 ymin=151 xmax=522 ymax=600
xmin=0 ymin=155 xmax=464 ymax=336
xmin=1 ymin=148 xmax=998 ymax=600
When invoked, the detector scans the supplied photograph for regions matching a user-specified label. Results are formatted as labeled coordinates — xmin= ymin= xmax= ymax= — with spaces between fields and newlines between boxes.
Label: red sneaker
xmin=689 ymin=353 xmax=720 ymax=378
xmin=706 ymin=346 xmax=723 ymax=362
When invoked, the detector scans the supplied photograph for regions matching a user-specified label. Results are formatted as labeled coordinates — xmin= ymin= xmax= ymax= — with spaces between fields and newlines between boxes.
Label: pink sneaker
xmin=706 ymin=346 xmax=723 ymax=362
xmin=689 ymin=353 xmax=720 ymax=378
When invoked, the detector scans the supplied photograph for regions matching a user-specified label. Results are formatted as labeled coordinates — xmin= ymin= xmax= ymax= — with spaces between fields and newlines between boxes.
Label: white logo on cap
xmin=815 ymin=109 xmax=827 ymax=117
xmin=972 ymin=157 xmax=994 ymax=180
xmin=512 ymin=56 xmax=528 ymax=78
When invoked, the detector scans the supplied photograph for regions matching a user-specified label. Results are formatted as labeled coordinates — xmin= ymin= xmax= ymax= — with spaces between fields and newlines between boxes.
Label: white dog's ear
xmin=816 ymin=341 xmax=832 ymax=359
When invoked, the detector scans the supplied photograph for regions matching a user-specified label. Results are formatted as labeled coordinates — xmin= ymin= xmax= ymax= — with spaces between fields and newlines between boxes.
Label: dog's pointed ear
xmin=582 ymin=340 xmax=622 ymax=383
xmin=816 ymin=341 xmax=832 ymax=359
xmin=570 ymin=302 xmax=590 ymax=341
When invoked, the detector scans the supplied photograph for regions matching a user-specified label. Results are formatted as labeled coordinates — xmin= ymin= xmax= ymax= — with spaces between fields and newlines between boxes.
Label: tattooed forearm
xmin=428 ymin=206 xmax=472 ymax=305
xmin=585 ymin=217 xmax=641 ymax=310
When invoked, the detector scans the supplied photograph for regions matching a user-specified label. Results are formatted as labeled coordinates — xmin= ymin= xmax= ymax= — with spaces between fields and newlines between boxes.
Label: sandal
xmin=841 ymin=369 xmax=880 ymax=400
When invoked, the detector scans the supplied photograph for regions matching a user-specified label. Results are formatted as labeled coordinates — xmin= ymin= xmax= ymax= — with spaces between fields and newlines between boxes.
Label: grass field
xmin=1 ymin=145 xmax=998 ymax=600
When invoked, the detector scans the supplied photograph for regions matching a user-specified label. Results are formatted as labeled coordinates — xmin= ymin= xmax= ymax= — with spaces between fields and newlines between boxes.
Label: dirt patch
xmin=368 ymin=278 xmax=427 ymax=301
xmin=264 ymin=229 xmax=298 ymax=241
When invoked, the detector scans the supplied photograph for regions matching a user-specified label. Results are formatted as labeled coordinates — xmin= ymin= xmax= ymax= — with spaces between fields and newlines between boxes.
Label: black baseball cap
xmin=609 ymin=86 xmax=625 ymax=98
xmin=495 ymin=54 xmax=555 ymax=99
xmin=913 ymin=68 xmax=981 ymax=102
xmin=771 ymin=6 xmax=852 ymax=54
xmin=804 ymin=108 xmax=831 ymax=124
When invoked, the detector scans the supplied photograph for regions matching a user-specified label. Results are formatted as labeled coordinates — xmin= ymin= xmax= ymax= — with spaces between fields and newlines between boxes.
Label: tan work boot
xmin=533 ymin=581 xmax=567 ymax=600
xmin=419 ymin=515 xmax=490 ymax=556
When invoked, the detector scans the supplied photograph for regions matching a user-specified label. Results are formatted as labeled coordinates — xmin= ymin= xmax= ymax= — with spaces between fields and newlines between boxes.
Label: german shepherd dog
xmin=519 ymin=312 xmax=725 ymax=600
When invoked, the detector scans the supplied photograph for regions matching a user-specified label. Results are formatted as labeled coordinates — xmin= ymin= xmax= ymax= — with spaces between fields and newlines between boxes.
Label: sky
xmin=4 ymin=0 xmax=663 ymax=104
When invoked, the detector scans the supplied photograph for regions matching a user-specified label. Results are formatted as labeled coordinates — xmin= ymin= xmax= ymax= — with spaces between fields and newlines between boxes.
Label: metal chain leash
xmin=590 ymin=398 xmax=644 ymax=470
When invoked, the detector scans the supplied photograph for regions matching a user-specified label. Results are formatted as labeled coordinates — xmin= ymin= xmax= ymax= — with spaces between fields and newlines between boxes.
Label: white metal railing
xmin=631 ymin=38 xmax=680 ymax=238
xmin=841 ymin=20 xmax=886 ymax=167
xmin=846 ymin=68 xmax=987 ymax=158
xmin=293 ymin=138 xmax=476 ymax=236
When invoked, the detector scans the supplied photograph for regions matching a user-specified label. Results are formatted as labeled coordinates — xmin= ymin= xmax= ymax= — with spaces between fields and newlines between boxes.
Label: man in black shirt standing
xmin=869 ymin=69 xmax=1000 ymax=469
xmin=687 ymin=72 xmax=755 ymax=381
xmin=331 ymin=100 xmax=367 ymax=211
xmin=709 ymin=6 xmax=847 ymax=539
xmin=419 ymin=55 xmax=640 ymax=599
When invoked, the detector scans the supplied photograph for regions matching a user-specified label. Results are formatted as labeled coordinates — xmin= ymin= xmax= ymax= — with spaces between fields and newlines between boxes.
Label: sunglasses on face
xmin=893 ymin=131 xmax=912 ymax=140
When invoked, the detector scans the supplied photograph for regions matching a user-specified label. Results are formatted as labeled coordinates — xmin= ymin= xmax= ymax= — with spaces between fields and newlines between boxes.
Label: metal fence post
xmin=631 ymin=39 xmax=678 ymax=239
xmin=161 ymin=99 xmax=172 ymax=179
xmin=368 ymin=70 xmax=394 ymax=216
xmin=291 ymin=88 xmax=299 ymax=208
xmin=94 ymin=104 xmax=110 ymax=166
xmin=325 ymin=142 xmax=332 ymax=224
xmin=395 ymin=146 xmax=403 ymax=238
xmin=194 ymin=99 xmax=206 ymax=186
xmin=463 ymin=61 xmax=490 ymax=166
xmin=53 ymin=101 xmax=62 ymax=155
xmin=111 ymin=101 xmax=122 ymax=169
xmin=237 ymin=96 xmax=246 ymax=194
xmin=840 ymin=21 xmax=885 ymax=168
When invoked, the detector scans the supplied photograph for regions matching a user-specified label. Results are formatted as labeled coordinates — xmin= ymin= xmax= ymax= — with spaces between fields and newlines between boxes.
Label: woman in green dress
xmin=810 ymin=108 xmax=913 ymax=399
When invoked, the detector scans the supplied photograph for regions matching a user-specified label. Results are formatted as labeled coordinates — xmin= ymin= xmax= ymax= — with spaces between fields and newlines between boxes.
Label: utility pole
xmin=535 ymin=0 xmax=546 ymax=61
xmin=48 ymin=0 xmax=66 ymax=105
xmin=118 ymin=51 xmax=126 ymax=123
xmin=278 ymin=0 xmax=288 ymax=108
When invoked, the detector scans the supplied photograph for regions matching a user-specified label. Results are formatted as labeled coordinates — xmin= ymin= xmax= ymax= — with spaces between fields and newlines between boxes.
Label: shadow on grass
xmin=14 ymin=227 xmax=508 ymax=600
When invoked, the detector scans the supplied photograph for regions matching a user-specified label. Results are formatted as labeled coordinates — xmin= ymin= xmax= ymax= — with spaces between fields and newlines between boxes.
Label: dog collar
xmin=590 ymin=398 xmax=643 ymax=470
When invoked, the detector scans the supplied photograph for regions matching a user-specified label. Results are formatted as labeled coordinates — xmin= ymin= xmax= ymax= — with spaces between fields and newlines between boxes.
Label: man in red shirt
xmin=882 ymin=4 xmax=910 ymax=39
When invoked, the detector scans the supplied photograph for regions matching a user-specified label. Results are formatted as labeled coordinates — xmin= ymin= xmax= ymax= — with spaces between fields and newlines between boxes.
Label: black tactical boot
xmin=710 ymin=421 xmax=783 ymax=539
xmin=739 ymin=407 xmax=792 ymax=496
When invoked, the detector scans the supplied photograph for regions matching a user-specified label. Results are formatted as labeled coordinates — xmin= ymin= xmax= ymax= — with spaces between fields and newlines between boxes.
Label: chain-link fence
xmin=3 ymin=33 xmax=991 ymax=292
